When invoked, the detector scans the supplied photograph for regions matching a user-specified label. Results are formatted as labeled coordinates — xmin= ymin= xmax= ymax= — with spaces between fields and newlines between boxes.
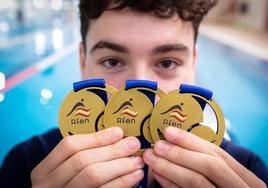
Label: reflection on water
xmin=40 ymin=88 xmax=53 ymax=105
xmin=0 ymin=72 xmax=5 ymax=90
xmin=0 ymin=21 xmax=10 ymax=33
xmin=52 ymin=28 xmax=63 ymax=50
xmin=0 ymin=93 xmax=4 ymax=103
xmin=35 ymin=32 xmax=47 ymax=55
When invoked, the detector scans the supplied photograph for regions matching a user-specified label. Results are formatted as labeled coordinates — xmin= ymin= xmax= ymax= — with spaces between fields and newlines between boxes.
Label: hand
xmin=144 ymin=127 xmax=266 ymax=188
xmin=31 ymin=127 xmax=144 ymax=188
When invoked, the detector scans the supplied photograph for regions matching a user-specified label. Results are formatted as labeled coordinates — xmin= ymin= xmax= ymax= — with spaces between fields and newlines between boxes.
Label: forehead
xmin=87 ymin=9 xmax=194 ymax=51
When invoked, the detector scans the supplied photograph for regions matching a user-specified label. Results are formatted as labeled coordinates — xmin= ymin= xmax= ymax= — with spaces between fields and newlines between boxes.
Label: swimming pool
xmin=0 ymin=23 xmax=268 ymax=166
xmin=197 ymin=37 xmax=268 ymax=164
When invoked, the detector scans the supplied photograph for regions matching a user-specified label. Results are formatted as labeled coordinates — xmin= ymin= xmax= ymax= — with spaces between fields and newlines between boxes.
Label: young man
xmin=1 ymin=0 xmax=268 ymax=187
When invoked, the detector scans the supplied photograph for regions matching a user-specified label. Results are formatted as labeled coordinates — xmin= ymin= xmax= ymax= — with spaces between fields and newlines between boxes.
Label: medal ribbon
xmin=73 ymin=78 xmax=108 ymax=104
xmin=179 ymin=84 xmax=213 ymax=110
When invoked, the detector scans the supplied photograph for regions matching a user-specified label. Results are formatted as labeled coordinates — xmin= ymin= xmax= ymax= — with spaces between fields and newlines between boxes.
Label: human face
xmin=79 ymin=9 xmax=197 ymax=93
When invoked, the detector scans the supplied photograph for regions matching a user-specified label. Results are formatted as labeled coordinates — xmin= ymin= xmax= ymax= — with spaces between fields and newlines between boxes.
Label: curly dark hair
xmin=79 ymin=0 xmax=217 ymax=48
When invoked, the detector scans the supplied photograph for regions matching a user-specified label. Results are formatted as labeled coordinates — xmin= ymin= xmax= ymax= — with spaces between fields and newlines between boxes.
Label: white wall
xmin=236 ymin=0 xmax=267 ymax=30
xmin=205 ymin=0 xmax=268 ymax=30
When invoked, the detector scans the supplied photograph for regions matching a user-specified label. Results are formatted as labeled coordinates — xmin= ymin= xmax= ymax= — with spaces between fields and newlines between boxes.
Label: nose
xmin=128 ymin=63 xmax=152 ymax=81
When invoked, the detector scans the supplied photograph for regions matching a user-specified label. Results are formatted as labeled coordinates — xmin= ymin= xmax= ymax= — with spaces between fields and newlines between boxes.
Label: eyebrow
xmin=152 ymin=44 xmax=189 ymax=55
xmin=89 ymin=40 xmax=189 ymax=55
xmin=90 ymin=40 xmax=130 ymax=54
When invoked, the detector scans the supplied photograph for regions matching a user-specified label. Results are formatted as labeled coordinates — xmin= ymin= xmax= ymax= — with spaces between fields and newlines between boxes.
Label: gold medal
xmin=58 ymin=81 xmax=116 ymax=137
xmin=150 ymin=87 xmax=225 ymax=146
xmin=103 ymin=83 xmax=164 ymax=155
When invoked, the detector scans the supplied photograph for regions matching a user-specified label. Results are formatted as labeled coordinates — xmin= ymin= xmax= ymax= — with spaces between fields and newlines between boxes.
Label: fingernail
xmin=133 ymin=169 xmax=143 ymax=177
xmin=109 ymin=127 xmax=122 ymax=139
xmin=155 ymin=141 xmax=170 ymax=153
xmin=144 ymin=150 xmax=156 ymax=162
xmin=131 ymin=157 xmax=144 ymax=167
xmin=125 ymin=137 xmax=139 ymax=151
xmin=165 ymin=127 xmax=178 ymax=139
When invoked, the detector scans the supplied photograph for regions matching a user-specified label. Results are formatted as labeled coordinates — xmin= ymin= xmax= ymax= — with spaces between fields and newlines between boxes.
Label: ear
xmin=79 ymin=42 xmax=86 ymax=80
xmin=193 ymin=44 xmax=198 ymax=66
xmin=192 ymin=44 xmax=198 ymax=84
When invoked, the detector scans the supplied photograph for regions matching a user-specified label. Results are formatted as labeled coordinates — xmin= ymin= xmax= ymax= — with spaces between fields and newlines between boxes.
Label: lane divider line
xmin=0 ymin=23 xmax=78 ymax=49
xmin=0 ymin=28 xmax=52 ymax=49
xmin=2 ymin=42 xmax=79 ymax=93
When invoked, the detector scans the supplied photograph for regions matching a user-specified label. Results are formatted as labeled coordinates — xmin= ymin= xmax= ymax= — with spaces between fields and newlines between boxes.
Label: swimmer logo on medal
xmin=58 ymin=89 xmax=106 ymax=137
xmin=113 ymin=98 xmax=138 ymax=124
xmin=161 ymin=103 xmax=188 ymax=127
xmin=66 ymin=99 xmax=91 ymax=127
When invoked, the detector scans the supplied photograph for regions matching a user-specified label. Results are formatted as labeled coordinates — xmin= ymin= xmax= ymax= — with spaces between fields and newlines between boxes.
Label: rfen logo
xmin=0 ymin=72 xmax=5 ymax=90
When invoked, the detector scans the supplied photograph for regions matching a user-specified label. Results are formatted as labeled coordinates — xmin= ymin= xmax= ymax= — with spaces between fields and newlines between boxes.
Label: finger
xmin=100 ymin=169 xmax=144 ymax=188
xmin=164 ymin=127 xmax=263 ymax=187
xmin=65 ymin=157 xmax=144 ymax=188
xmin=48 ymin=136 xmax=141 ymax=187
xmin=164 ymin=127 xmax=217 ymax=155
xmin=144 ymin=149 xmax=216 ymax=188
xmin=152 ymin=171 xmax=180 ymax=188
xmin=32 ymin=127 xmax=123 ymax=180
xmin=154 ymin=140 xmax=247 ymax=187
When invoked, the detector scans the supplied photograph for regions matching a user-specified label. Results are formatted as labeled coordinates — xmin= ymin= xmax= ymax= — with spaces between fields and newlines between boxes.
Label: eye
xmin=155 ymin=59 xmax=180 ymax=70
xmin=100 ymin=58 xmax=124 ymax=69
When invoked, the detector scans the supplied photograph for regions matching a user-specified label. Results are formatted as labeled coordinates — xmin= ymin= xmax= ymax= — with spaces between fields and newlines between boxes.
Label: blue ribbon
xmin=180 ymin=84 xmax=213 ymax=110
xmin=73 ymin=79 xmax=108 ymax=104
